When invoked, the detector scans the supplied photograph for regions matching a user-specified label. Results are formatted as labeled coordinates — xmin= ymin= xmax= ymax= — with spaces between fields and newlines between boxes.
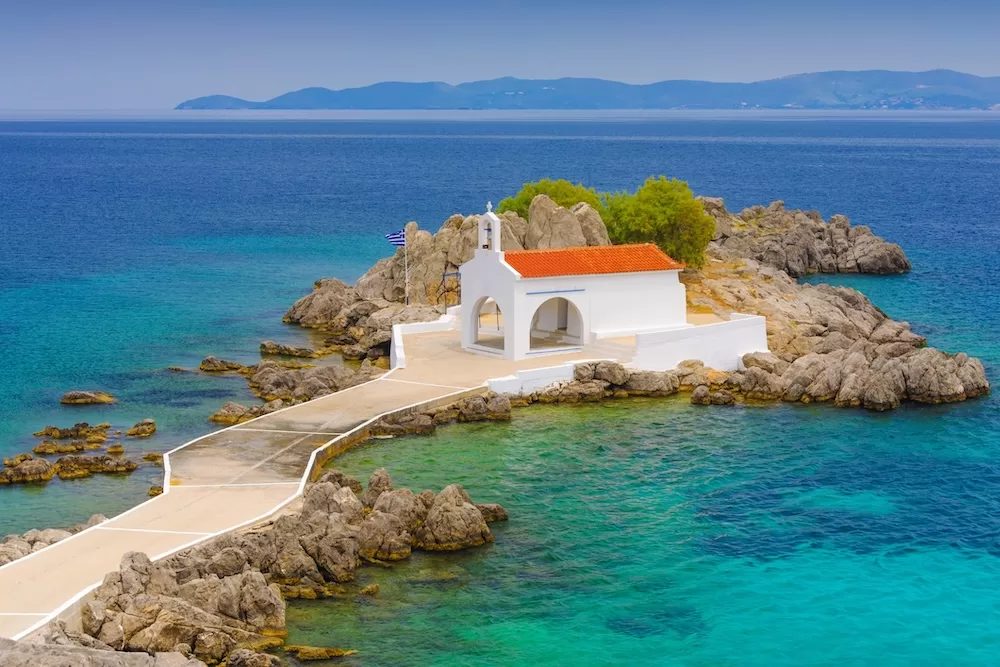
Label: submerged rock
xmin=259 ymin=341 xmax=320 ymax=358
xmin=126 ymin=419 xmax=157 ymax=438
xmin=60 ymin=391 xmax=117 ymax=405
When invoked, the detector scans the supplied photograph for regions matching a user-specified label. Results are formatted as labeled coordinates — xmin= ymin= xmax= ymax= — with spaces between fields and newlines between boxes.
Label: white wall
xmin=487 ymin=363 xmax=578 ymax=395
xmin=631 ymin=314 xmax=768 ymax=372
xmin=390 ymin=310 xmax=459 ymax=370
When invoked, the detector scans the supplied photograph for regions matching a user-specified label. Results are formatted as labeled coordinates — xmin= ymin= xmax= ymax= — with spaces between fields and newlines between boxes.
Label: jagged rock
xmin=691 ymin=385 xmax=711 ymax=405
xmin=299 ymin=514 xmax=362 ymax=581
xmin=33 ymin=422 xmax=109 ymax=440
xmin=570 ymin=202 xmax=612 ymax=246
xmin=622 ymin=370 xmax=679 ymax=396
xmin=703 ymin=197 xmax=911 ymax=276
xmin=283 ymin=278 xmax=359 ymax=327
xmin=740 ymin=366 xmax=788 ymax=400
xmin=360 ymin=468 xmax=392 ymax=509
xmin=209 ymin=402 xmax=251 ymax=425
xmin=315 ymin=470 xmax=363 ymax=495
xmin=0 ymin=457 xmax=55 ymax=484
xmin=414 ymin=484 xmax=493 ymax=551
xmin=60 ymin=391 xmax=117 ymax=405
xmin=301 ymin=484 xmax=364 ymax=524
xmin=106 ymin=444 xmax=125 ymax=455
xmin=226 ymin=648 xmax=282 ymax=667
xmin=593 ymin=361 xmax=630 ymax=386
xmin=199 ymin=357 xmax=243 ymax=372
xmin=125 ymin=419 xmax=156 ymax=438
xmin=526 ymin=195 xmax=588 ymax=249
xmin=372 ymin=489 xmax=427 ymax=533
xmin=258 ymin=341 xmax=318 ymax=358
xmin=0 ymin=637 xmax=203 ymax=666
xmin=54 ymin=455 xmax=139 ymax=480
xmin=476 ymin=503 xmax=509 ymax=523
xmin=358 ymin=510 xmax=411 ymax=561
xmin=33 ymin=440 xmax=86 ymax=455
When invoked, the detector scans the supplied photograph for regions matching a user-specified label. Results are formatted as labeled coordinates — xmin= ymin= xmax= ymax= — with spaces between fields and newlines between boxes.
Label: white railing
xmin=631 ymin=313 xmax=768 ymax=372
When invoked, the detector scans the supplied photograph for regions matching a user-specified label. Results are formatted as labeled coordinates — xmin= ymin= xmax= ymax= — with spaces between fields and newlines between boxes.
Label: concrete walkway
xmin=0 ymin=328 xmax=634 ymax=640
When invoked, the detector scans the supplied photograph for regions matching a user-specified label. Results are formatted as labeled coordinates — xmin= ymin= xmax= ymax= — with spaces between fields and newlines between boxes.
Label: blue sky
xmin=2 ymin=0 xmax=999 ymax=109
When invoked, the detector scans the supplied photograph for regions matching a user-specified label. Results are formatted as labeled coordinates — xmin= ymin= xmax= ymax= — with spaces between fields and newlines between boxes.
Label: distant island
xmin=176 ymin=70 xmax=1000 ymax=111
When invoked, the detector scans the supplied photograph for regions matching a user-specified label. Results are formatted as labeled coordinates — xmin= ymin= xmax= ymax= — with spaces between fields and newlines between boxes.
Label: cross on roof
xmin=486 ymin=201 xmax=493 ymax=212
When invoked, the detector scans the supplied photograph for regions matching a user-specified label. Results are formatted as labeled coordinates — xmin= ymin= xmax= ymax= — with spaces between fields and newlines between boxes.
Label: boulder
xmin=691 ymin=385 xmax=711 ymax=405
xmin=414 ymin=484 xmax=493 ymax=552
xmin=476 ymin=503 xmax=509 ymax=523
xmin=0 ymin=457 xmax=56 ymax=484
xmin=360 ymin=468 xmax=392 ymax=509
xmin=126 ymin=419 xmax=157 ymax=438
xmin=209 ymin=402 xmax=251 ymax=425
xmin=199 ymin=357 xmax=243 ymax=372
xmin=525 ymin=195 xmax=588 ymax=249
xmin=357 ymin=511 xmax=411 ymax=562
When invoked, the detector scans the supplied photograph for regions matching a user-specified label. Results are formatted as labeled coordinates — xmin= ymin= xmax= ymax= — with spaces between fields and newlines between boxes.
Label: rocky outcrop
xmin=80 ymin=551 xmax=285 ymax=663
xmin=680 ymin=256 xmax=990 ymax=409
xmin=701 ymin=197 xmax=911 ymax=277
xmin=199 ymin=357 xmax=243 ymax=373
xmin=155 ymin=469 xmax=502 ymax=601
xmin=0 ymin=457 xmax=56 ymax=484
xmin=0 ymin=514 xmax=106 ymax=566
xmin=34 ymin=422 xmax=111 ymax=440
xmin=53 ymin=455 xmax=139 ymax=480
xmin=368 ymin=392 xmax=512 ymax=438
xmin=258 ymin=341 xmax=326 ymax=359
xmin=60 ymin=391 xmax=117 ymax=405
xmin=281 ymin=195 xmax=611 ymax=360
xmin=0 ymin=637 xmax=204 ymax=667
xmin=126 ymin=419 xmax=157 ymax=438
xmin=247 ymin=360 xmax=377 ymax=402
xmin=414 ymin=484 xmax=494 ymax=551
xmin=1 ymin=453 xmax=140 ymax=484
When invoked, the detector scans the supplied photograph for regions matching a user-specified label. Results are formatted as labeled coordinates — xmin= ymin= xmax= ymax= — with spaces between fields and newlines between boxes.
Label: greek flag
xmin=385 ymin=229 xmax=406 ymax=248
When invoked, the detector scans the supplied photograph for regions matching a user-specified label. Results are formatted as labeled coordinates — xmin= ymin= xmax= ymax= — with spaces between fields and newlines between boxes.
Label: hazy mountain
xmin=176 ymin=70 xmax=1000 ymax=110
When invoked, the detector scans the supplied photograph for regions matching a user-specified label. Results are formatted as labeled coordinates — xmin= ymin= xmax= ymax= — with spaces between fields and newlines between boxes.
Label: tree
xmin=603 ymin=177 xmax=715 ymax=268
xmin=497 ymin=179 xmax=604 ymax=221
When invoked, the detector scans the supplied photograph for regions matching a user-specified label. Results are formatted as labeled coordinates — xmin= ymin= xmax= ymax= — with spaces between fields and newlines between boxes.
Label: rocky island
xmin=274 ymin=193 xmax=988 ymax=412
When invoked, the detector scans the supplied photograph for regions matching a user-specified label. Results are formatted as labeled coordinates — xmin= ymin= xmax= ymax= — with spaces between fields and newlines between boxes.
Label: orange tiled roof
xmin=503 ymin=243 xmax=684 ymax=278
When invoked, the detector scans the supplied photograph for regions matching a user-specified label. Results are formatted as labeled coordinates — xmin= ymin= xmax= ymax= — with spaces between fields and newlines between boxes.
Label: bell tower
xmin=477 ymin=201 xmax=503 ymax=253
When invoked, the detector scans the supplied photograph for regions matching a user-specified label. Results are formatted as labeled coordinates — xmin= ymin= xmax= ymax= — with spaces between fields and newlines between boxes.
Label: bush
xmin=497 ymin=179 xmax=603 ymax=221
xmin=604 ymin=177 xmax=715 ymax=268
xmin=498 ymin=176 xmax=715 ymax=268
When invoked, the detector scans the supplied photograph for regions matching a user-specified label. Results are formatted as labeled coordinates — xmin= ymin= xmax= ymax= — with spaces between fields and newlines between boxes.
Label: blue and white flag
xmin=385 ymin=229 xmax=406 ymax=248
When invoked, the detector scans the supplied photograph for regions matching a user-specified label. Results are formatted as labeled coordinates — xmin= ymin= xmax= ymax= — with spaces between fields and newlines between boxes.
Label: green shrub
xmin=604 ymin=177 xmax=715 ymax=268
xmin=497 ymin=179 xmax=604 ymax=221
xmin=498 ymin=176 xmax=715 ymax=268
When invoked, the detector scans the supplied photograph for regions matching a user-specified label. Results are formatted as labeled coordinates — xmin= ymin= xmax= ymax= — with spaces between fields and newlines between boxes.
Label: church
xmin=459 ymin=204 xmax=690 ymax=361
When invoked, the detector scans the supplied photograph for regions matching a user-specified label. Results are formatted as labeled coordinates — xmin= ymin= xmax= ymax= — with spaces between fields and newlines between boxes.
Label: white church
xmin=459 ymin=205 xmax=692 ymax=361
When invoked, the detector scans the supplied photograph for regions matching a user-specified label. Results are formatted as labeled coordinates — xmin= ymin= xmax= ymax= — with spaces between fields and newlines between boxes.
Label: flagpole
xmin=404 ymin=231 xmax=409 ymax=306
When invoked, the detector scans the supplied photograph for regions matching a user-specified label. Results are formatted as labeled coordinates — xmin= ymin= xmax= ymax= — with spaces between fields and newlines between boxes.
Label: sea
xmin=1 ymin=111 xmax=999 ymax=665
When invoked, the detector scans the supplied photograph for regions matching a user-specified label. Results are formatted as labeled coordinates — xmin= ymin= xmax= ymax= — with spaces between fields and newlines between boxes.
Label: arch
xmin=469 ymin=295 xmax=506 ymax=352
xmin=529 ymin=297 xmax=584 ymax=350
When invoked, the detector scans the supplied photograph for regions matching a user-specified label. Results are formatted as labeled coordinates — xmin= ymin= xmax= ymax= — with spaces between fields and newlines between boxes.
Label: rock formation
xmin=0 ymin=453 xmax=140 ymax=485
xmin=258 ymin=341 xmax=327 ymax=359
xmin=60 ymin=391 xmax=117 ymax=405
xmin=0 ymin=514 xmax=106 ymax=566
xmin=199 ymin=357 xmax=243 ymax=373
xmin=281 ymin=195 xmax=613 ymax=359
xmin=126 ymin=419 xmax=157 ymax=438
xmin=701 ymin=197 xmax=911 ymax=277
xmin=0 ymin=637 xmax=205 ymax=667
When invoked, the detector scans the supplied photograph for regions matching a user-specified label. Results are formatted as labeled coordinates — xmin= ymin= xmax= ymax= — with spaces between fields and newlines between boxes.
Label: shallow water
xmin=1 ymin=114 xmax=999 ymax=662
xmin=296 ymin=395 xmax=1000 ymax=666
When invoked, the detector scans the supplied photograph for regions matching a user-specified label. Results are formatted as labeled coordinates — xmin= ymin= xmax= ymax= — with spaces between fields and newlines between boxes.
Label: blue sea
xmin=1 ymin=112 xmax=999 ymax=664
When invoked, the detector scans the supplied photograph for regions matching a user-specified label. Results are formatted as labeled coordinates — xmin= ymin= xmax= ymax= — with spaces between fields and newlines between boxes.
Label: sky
xmin=2 ymin=0 xmax=1000 ymax=109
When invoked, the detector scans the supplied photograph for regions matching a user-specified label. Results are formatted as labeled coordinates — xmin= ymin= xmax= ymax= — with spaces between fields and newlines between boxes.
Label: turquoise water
xmin=294 ymin=396 xmax=1000 ymax=666
xmin=2 ymin=115 xmax=1000 ymax=662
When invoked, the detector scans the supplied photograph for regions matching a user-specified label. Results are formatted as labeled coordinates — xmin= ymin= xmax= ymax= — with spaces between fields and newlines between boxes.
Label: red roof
xmin=503 ymin=243 xmax=684 ymax=278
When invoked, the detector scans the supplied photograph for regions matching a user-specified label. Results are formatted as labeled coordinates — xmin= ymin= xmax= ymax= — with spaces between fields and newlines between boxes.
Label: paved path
xmin=0 ymin=328 xmax=634 ymax=640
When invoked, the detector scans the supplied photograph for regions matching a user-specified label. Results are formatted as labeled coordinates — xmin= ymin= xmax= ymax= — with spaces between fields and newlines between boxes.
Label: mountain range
xmin=176 ymin=70 xmax=1000 ymax=111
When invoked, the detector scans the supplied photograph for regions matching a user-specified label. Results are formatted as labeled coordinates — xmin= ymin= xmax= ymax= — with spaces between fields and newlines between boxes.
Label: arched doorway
xmin=529 ymin=297 xmax=584 ymax=351
xmin=473 ymin=296 xmax=505 ymax=352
